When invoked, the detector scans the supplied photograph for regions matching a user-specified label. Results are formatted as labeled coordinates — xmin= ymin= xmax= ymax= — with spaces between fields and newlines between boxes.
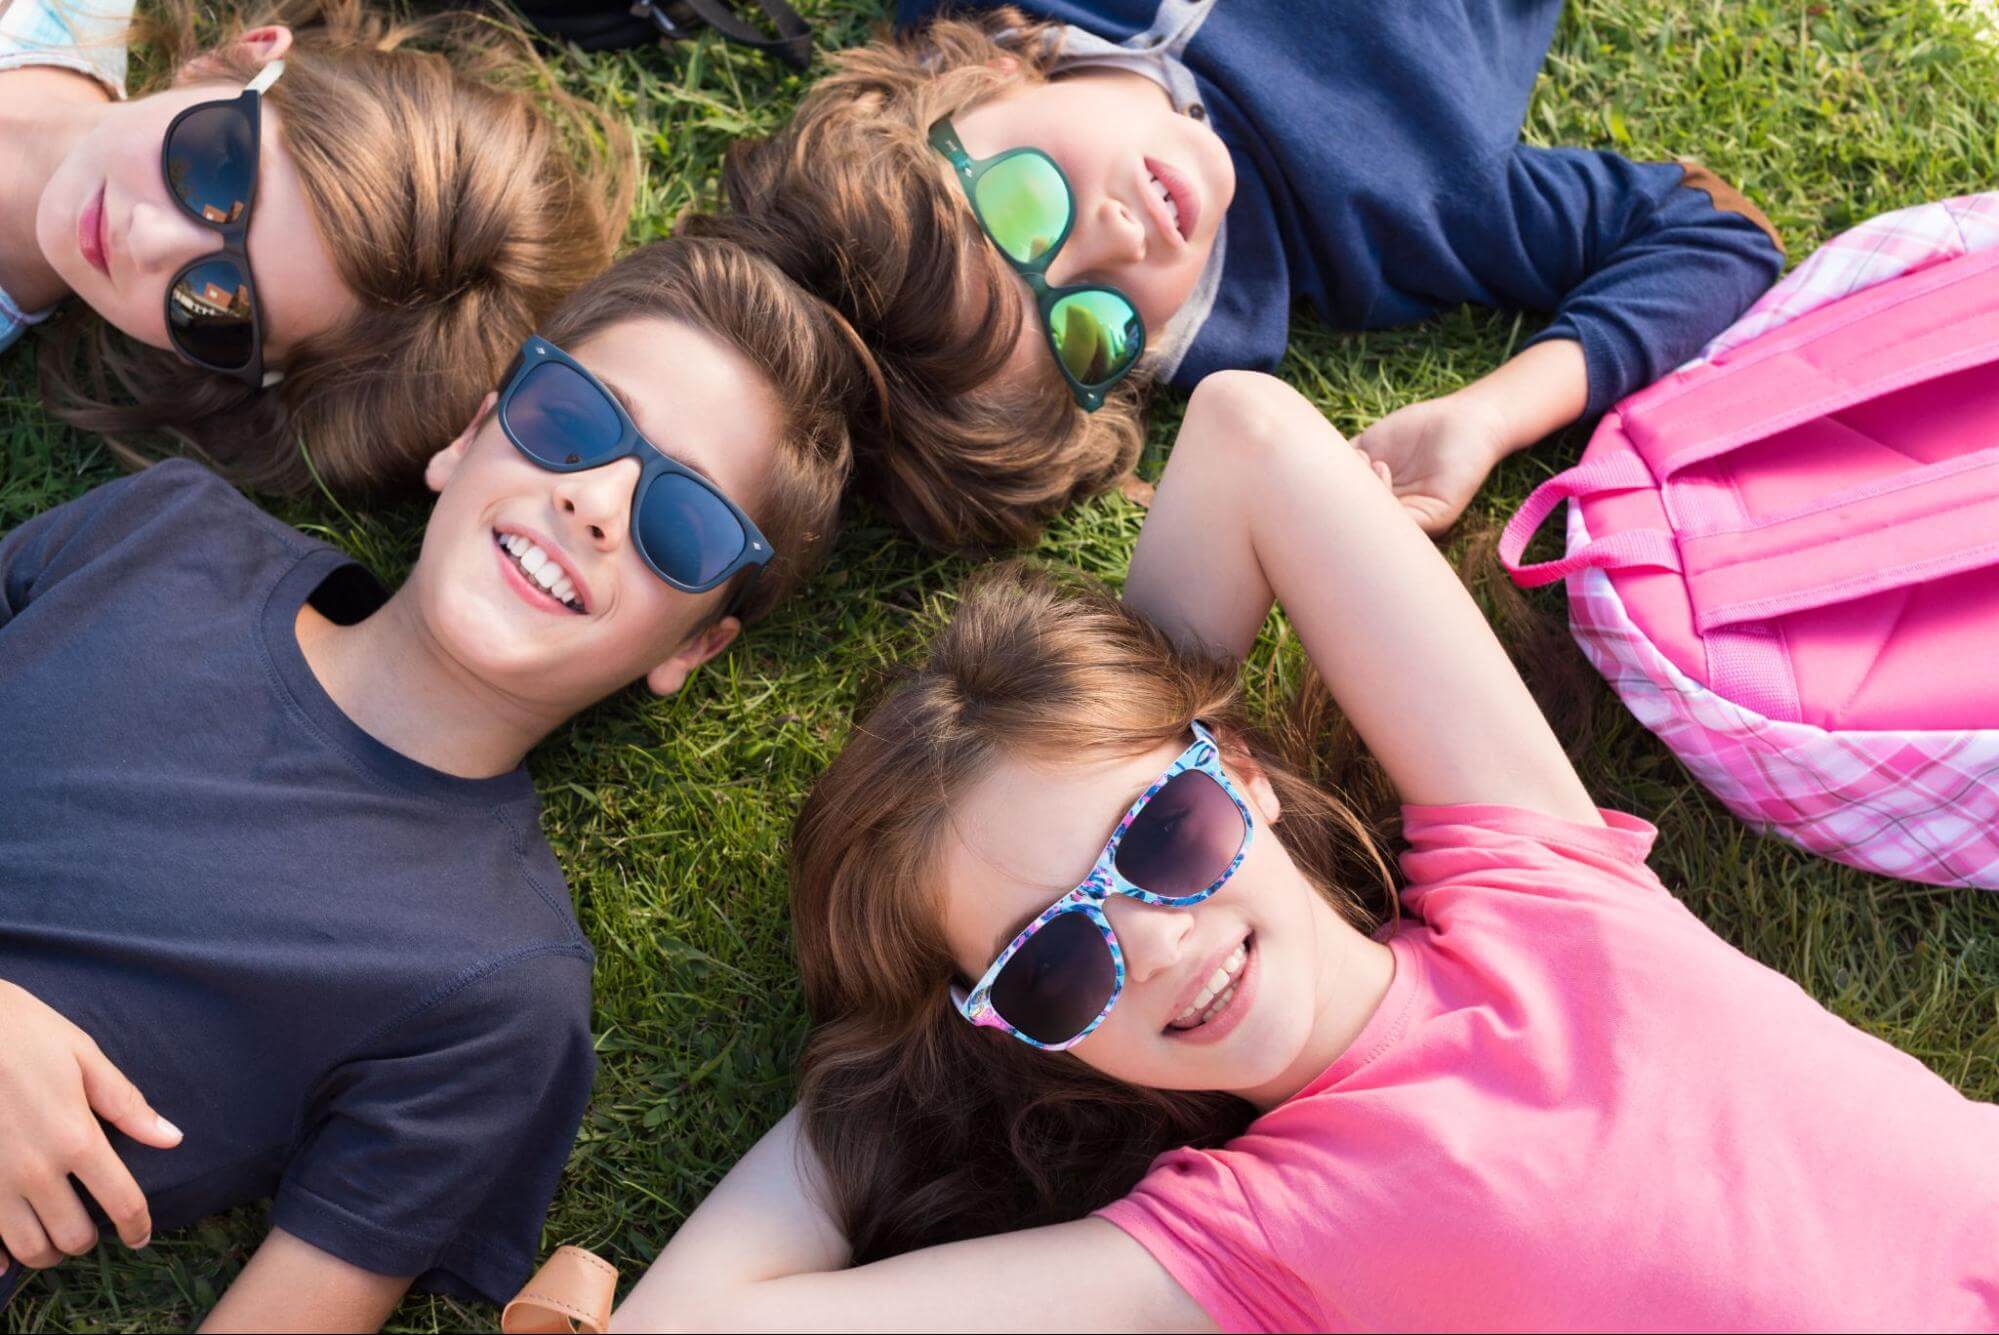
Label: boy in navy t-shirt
xmin=0 ymin=238 xmax=864 ymax=1330
xmin=714 ymin=0 xmax=1783 ymax=547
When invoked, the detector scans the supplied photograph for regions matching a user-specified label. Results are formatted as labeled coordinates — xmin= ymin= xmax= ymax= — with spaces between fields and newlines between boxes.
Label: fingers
xmin=75 ymin=1141 xmax=151 ymax=1250
xmin=26 ymin=1177 xmax=96 ymax=1261
xmin=0 ymin=1197 xmax=60 ymax=1271
xmin=77 ymin=1046 xmax=180 ymax=1150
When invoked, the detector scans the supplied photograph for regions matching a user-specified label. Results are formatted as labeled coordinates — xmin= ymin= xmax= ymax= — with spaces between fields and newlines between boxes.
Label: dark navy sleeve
xmin=1467 ymin=147 xmax=1784 ymax=417
xmin=271 ymin=947 xmax=595 ymax=1304
xmin=0 ymin=476 xmax=116 ymax=627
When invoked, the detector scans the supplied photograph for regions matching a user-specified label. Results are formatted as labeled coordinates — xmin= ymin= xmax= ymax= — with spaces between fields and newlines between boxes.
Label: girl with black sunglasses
xmin=609 ymin=371 xmax=1999 ymax=1331
xmin=0 ymin=0 xmax=631 ymax=495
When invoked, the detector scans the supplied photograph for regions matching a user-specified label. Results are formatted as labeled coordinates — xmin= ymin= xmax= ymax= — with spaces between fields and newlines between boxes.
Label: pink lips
xmin=77 ymin=185 xmax=110 ymax=277
xmin=1144 ymin=156 xmax=1200 ymax=242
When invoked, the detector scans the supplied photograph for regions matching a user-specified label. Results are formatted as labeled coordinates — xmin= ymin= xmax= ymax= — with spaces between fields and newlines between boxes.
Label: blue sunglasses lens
xmin=637 ymin=472 xmax=749 ymax=591
xmin=990 ymin=909 xmax=1118 ymax=1046
xmin=505 ymin=360 xmax=624 ymax=468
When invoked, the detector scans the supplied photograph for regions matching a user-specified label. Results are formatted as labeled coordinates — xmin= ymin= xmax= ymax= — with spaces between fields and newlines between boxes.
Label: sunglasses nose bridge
xmin=131 ymin=195 xmax=213 ymax=277
xmin=1098 ymin=893 xmax=1194 ymax=986
xmin=550 ymin=455 xmax=641 ymax=547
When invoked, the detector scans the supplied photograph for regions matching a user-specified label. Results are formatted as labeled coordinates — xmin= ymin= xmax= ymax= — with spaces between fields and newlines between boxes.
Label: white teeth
xmin=495 ymin=530 xmax=583 ymax=611
xmin=1170 ymin=942 xmax=1249 ymax=1027
xmin=1151 ymin=173 xmax=1180 ymax=227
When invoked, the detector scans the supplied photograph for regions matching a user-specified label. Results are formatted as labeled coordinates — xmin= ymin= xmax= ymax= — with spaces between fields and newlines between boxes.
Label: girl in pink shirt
xmin=612 ymin=371 xmax=1999 ymax=1332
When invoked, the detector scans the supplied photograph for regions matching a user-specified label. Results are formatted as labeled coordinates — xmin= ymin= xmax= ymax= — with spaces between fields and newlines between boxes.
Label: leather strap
xmin=502 ymin=1246 xmax=619 ymax=1334
xmin=651 ymin=0 xmax=814 ymax=67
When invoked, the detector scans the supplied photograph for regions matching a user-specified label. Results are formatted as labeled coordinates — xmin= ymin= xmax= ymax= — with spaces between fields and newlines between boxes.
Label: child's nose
xmin=552 ymin=458 xmax=640 ymax=548
xmin=1052 ymin=198 xmax=1147 ymax=283
xmin=124 ymin=198 xmax=220 ymax=282
xmin=1103 ymin=896 xmax=1193 ymax=987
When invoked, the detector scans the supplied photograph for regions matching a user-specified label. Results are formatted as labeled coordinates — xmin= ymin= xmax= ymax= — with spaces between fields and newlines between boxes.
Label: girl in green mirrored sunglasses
xmin=929 ymin=118 xmax=1146 ymax=411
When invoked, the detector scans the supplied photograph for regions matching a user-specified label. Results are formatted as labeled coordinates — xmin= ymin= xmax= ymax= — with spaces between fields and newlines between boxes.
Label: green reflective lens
xmin=973 ymin=152 xmax=1071 ymax=264
xmin=1048 ymin=290 xmax=1142 ymax=387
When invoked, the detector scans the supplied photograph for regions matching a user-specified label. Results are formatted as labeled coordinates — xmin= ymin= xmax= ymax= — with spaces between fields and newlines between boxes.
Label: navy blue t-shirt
xmin=0 ymin=461 xmax=594 ymax=1306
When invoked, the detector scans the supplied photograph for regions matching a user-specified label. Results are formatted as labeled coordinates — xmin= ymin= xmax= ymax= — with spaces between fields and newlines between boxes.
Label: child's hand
xmin=1351 ymin=393 xmax=1512 ymax=535
xmin=0 ymin=979 xmax=180 ymax=1270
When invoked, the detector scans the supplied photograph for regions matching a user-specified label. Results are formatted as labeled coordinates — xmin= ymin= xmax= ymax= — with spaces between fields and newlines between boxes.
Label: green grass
xmin=8 ymin=0 xmax=1999 ymax=1328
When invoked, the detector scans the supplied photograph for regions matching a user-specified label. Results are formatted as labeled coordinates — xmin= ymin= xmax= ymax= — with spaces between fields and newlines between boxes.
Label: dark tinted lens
xmin=989 ymin=910 xmax=1117 ymax=1046
xmin=505 ymin=361 xmax=624 ymax=468
xmin=167 ymin=258 xmax=255 ymax=369
xmin=164 ymin=103 xmax=255 ymax=228
xmin=637 ymin=472 xmax=748 ymax=590
xmin=1047 ymin=290 xmax=1143 ymax=388
xmin=1113 ymin=770 xmax=1245 ymax=899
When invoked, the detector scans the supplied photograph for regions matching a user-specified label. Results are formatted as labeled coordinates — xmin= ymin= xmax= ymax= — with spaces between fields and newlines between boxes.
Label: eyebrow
xmin=597 ymin=371 xmax=722 ymax=486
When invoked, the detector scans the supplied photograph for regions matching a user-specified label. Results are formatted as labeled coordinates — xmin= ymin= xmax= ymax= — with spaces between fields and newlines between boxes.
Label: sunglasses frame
xmin=160 ymin=60 xmax=284 ymax=390
xmin=495 ymin=335 xmax=774 ymax=600
xmin=951 ymin=721 xmax=1255 ymax=1051
xmin=928 ymin=117 xmax=1147 ymax=412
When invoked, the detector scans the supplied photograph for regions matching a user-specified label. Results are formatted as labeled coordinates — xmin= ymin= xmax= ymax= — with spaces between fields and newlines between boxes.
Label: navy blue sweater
xmin=899 ymin=0 xmax=1785 ymax=417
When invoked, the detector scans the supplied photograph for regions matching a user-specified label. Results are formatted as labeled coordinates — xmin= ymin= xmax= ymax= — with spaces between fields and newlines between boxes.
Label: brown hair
xmin=39 ymin=0 xmax=634 ymax=496
xmin=789 ymin=561 xmax=1393 ymax=1261
xmin=699 ymin=8 xmax=1145 ymax=552
xmin=539 ymin=235 xmax=877 ymax=624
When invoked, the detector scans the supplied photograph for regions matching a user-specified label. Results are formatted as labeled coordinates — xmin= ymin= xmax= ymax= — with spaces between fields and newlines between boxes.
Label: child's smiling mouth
xmin=493 ymin=528 xmax=587 ymax=614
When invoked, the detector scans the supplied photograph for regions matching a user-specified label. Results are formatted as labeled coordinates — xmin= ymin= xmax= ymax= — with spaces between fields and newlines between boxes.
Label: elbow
xmin=1179 ymin=370 xmax=1344 ymax=476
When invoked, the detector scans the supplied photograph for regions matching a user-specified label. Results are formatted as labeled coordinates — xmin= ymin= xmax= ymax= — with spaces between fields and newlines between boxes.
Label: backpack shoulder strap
xmin=1623 ymin=243 xmax=1999 ymax=480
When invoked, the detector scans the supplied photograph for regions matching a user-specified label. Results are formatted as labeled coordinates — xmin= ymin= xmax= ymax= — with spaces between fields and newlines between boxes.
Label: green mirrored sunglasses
xmin=929 ymin=117 xmax=1146 ymax=411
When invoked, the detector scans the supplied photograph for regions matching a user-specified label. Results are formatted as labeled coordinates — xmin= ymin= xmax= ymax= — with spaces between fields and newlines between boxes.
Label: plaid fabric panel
xmin=1561 ymin=197 xmax=1999 ymax=888
xmin=1566 ymin=506 xmax=1999 ymax=888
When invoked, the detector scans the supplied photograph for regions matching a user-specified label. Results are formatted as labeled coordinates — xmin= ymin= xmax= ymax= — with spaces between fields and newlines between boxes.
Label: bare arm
xmin=1124 ymin=370 xmax=1600 ymax=825
xmin=611 ymin=1109 xmax=1211 ymax=1334
xmin=198 ymin=1229 xmax=411 ymax=1334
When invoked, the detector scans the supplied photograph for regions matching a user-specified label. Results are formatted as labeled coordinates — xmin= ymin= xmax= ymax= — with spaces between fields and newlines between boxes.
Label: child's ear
xmin=425 ymin=393 xmax=496 ymax=494
xmin=1222 ymin=745 xmax=1283 ymax=826
xmin=986 ymin=54 xmax=1019 ymax=75
xmin=645 ymin=616 xmax=742 ymax=697
xmin=179 ymin=25 xmax=292 ymax=83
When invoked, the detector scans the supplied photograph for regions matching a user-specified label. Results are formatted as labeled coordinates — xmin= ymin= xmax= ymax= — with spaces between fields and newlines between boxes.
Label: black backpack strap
xmin=643 ymin=0 xmax=815 ymax=68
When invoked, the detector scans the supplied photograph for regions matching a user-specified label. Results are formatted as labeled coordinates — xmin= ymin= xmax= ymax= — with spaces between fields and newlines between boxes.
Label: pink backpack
xmin=1501 ymin=195 xmax=1999 ymax=889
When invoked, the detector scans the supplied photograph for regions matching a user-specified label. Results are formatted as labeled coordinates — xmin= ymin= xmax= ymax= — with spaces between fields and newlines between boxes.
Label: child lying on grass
xmin=708 ymin=0 xmax=1783 ymax=547
xmin=608 ymin=371 xmax=1999 ymax=1332
xmin=0 ymin=236 xmax=868 ymax=1332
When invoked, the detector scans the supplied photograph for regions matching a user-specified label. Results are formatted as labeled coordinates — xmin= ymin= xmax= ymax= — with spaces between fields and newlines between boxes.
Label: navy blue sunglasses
xmin=496 ymin=335 xmax=773 ymax=600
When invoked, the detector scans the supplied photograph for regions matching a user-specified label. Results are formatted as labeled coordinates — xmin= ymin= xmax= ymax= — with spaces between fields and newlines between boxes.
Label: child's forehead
xmin=569 ymin=317 xmax=782 ymax=502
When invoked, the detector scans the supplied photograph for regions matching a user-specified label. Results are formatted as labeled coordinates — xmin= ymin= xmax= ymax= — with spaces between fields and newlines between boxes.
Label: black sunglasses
xmin=160 ymin=61 xmax=283 ymax=389
xmin=496 ymin=335 xmax=774 ymax=601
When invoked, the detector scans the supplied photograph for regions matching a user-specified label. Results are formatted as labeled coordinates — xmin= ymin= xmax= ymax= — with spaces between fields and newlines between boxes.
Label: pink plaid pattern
xmin=1556 ymin=196 xmax=1999 ymax=889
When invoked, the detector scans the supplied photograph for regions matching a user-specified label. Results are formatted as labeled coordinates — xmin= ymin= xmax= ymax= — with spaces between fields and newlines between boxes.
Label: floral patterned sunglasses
xmin=951 ymin=721 xmax=1255 ymax=1051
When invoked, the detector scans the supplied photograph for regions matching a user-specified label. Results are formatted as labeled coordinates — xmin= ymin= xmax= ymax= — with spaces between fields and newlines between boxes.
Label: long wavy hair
xmin=788 ymin=561 xmax=1397 ymax=1262
xmin=37 ymin=0 xmax=634 ymax=495
xmin=700 ymin=8 xmax=1147 ymax=552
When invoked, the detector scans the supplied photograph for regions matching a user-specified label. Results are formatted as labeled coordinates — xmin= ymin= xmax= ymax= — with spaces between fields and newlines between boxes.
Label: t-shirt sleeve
xmin=272 ymin=947 xmax=596 ymax=1304
xmin=1454 ymin=146 xmax=1784 ymax=417
xmin=0 ymin=460 xmax=242 ymax=629
xmin=1397 ymin=802 xmax=1662 ymax=918
xmin=1098 ymin=1148 xmax=1324 ymax=1333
